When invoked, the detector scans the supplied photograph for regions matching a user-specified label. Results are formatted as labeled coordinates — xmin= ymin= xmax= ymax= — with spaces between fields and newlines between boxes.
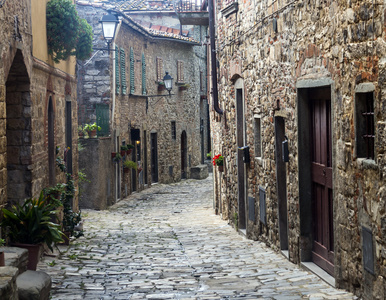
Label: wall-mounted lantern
xmin=163 ymin=72 xmax=173 ymax=95
xmin=93 ymin=13 xmax=119 ymax=52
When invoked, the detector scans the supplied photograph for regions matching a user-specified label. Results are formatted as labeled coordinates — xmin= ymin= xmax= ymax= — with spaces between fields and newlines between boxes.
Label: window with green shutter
xmin=142 ymin=53 xmax=146 ymax=95
xmin=115 ymin=45 xmax=120 ymax=94
xmin=130 ymin=47 xmax=135 ymax=94
xmin=120 ymin=48 xmax=127 ymax=95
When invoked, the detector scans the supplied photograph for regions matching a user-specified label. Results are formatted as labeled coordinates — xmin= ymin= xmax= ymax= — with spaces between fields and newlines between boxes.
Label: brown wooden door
xmin=151 ymin=133 xmax=158 ymax=183
xmin=310 ymin=88 xmax=334 ymax=276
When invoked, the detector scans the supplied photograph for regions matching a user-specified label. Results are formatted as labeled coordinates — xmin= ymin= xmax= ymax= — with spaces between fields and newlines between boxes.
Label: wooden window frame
xmin=156 ymin=57 xmax=163 ymax=82
xmin=177 ymin=60 xmax=184 ymax=83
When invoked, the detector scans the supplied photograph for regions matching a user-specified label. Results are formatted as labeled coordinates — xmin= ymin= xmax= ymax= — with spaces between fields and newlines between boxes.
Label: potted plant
xmin=84 ymin=122 xmax=101 ymax=138
xmin=157 ymin=81 xmax=165 ymax=91
xmin=123 ymin=160 xmax=137 ymax=173
xmin=78 ymin=125 xmax=85 ymax=138
xmin=120 ymin=145 xmax=129 ymax=157
xmin=113 ymin=153 xmax=122 ymax=163
xmin=127 ymin=144 xmax=134 ymax=155
xmin=0 ymin=238 xmax=5 ymax=267
xmin=1 ymin=192 xmax=64 ymax=270
xmin=213 ymin=154 xmax=224 ymax=172
xmin=178 ymin=83 xmax=190 ymax=91
xmin=206 ymin=151 xmax=211 ymax=159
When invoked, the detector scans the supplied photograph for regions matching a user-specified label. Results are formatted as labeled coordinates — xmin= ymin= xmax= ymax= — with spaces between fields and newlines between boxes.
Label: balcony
xmin=175 ymin=0 xmax=209 ymax=26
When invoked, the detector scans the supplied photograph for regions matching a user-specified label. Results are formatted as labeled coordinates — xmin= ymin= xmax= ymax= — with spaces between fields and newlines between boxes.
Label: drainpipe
xmin=208 ymin=0 xmax=223 ymax=115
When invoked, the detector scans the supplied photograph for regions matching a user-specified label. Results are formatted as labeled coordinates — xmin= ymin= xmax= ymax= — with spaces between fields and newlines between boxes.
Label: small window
xmin=171 ymin=121 xmax=176 ymax=140
xmin=355 ymin=92 xmax=374 ymax=159
xmin=254 ymin=117 xmax=262 ymax=157
xmin=200 ymin=70 xmax=204 ymax=91
xmin=177 ymin=60 xmax=184 ymax=83
xmin=156 ymin=57 xmax=163 ymax=82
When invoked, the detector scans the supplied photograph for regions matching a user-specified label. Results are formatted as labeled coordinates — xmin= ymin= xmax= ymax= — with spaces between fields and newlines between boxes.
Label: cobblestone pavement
xmin=38 ymin=175 xmax=356 ymax=299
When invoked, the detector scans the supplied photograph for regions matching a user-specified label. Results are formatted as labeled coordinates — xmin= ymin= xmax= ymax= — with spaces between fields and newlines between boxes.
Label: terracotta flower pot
xmin=120 ymin=150 xmax=126 ymax=157
xmin=126 ymin=149 xmax=132 ymax=155
xmin=111 ymin=152 xmax=117 ymax=158
xmin=90 ymin=129 xmax=97 ymax=138
xmin=218 ymin=165 xmax=224 ymax=172
xmin=12 ymin=243 xmax=41 ymax=270
xmin=0 ymin=251 xmax=5 ymax=267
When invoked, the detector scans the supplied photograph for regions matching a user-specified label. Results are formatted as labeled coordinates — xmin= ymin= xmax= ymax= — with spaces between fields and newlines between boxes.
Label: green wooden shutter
xmin=120 ymin=48 xmax=127 ymax=95
xmin=142 ymin=53 xmax=146 ymax=95
xmin=115 ymin=45 xmax=120 ymax=94
xmin=130 ymin=47 xmax=135 ymax=94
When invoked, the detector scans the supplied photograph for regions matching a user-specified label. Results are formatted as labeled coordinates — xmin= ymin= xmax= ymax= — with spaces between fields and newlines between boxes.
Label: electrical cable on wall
xmin=218 ymin=0 xmax=299 ymax=52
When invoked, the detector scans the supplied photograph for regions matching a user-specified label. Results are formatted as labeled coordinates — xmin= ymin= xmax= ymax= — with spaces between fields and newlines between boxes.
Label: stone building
xmin=76 ymin=1 xmax=209 ymax=208
xmin=210 ymin=0 xmax=386 ymax=298
xmin=0 ymin=1 xmax=79 ymax=210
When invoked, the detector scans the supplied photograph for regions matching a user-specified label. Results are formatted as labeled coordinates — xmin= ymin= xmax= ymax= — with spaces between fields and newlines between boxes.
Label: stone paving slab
xmin=38 ymin=175 xmax=357 ymax=299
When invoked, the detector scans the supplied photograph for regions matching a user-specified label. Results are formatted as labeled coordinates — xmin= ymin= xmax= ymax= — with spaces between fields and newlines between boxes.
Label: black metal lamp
xmin=163 ymin=72 xmax=173 ymax=95
xmin=94 ymin=13 xmax=119 ymax=52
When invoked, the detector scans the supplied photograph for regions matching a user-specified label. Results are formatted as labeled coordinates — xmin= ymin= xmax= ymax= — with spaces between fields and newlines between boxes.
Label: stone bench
xmin=190 ymin=164 xmax=209 ymax=180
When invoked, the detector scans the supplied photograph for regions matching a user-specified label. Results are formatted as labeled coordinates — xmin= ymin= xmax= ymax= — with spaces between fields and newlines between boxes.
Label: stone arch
xmin=5 ymin=50 xmax=32 ymax=206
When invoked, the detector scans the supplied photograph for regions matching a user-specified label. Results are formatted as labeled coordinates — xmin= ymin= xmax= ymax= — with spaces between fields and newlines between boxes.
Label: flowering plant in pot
xmin=212 ymin=154 xmax=224 ymax=172
xmin=1 ymin=192 xmax=64 ymax=270
xmin=84 ymin=122 xmax=101 ymax=138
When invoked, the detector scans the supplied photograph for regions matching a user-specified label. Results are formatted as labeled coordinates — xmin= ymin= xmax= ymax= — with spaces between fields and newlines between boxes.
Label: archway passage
xmin=5 ymin=50 xmax=32 ymax=205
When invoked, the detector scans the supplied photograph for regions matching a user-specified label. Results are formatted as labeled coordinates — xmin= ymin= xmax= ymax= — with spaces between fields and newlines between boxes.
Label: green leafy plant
xmin=207 ymin=151 xmax=211 ymax=159
xmin=120 ymin=145 xmax=129 ymax=151
xmin=84 ymin=123 xmax=101 ymax=133
xmin=43 ymin=183 xmax=66 ymax=208
xmin=113 ymin=153 xmax=122 ymax=162
xmin=46 ymin=0 xmax=93 ymax=63
xmin=127 ymin=144 xmax=135 ymax=149
xmin=1 ymin=193 xmax=64 ymax=251
xmin=123 ymin=160 xmax=137 ymax=170
xmin=0 ymin=238 xmax=5 ymax=247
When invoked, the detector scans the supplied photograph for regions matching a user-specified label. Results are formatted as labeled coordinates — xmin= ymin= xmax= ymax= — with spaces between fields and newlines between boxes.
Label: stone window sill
xmin=357 ymin=158 xmax=378 ymax=171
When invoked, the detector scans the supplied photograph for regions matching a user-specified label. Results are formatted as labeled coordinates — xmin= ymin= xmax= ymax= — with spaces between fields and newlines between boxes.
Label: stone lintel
xmin=355 ymin=82 xmax=375 ymax=93
xmin=296 ymin=78 xmax=333 ymax=89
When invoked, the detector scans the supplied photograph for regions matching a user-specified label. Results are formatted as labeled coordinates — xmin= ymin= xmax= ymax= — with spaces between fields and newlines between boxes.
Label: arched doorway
xmin=5 ymin=50 xmax=32 ymax=205
xmin=181 ymin=131 xmax=187 ymax=179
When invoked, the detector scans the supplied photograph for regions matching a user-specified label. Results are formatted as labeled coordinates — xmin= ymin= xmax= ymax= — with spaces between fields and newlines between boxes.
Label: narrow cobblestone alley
xmin=38 ymin=175 xmax=356 ymax=300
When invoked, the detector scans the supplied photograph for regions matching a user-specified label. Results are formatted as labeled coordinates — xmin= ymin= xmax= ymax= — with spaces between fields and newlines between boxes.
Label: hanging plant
xmin=46 ymin=0 xmax=93 ymax=63
xmin=76 ymin=18 xmax=93 ymax=61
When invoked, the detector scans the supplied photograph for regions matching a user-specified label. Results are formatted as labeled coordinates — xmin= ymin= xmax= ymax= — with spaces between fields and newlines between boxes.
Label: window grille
xmin=355 ymin=92 xmax=374 ymax=159
xmin=171 ymin=121 xmax=176 ymax=140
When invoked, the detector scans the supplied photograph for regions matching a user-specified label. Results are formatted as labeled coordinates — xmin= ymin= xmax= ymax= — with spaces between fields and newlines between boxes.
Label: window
xmin=171 ymin=121 xmax=176 ymax=140
xmin=120 ymin=48 xmax=127 ymax=95
xmin=142 ymin=53 xmax=146 ymax=95
xmin=156 ymin=57 xmax=163 ymax=82
xmin=130 ymin=47 xmax=134 ymax=94
xmin=200 ymin=70 xmax=204 ymax=91
xmin=177 ymin=60 xmax=184 ymax=83
xmin=254 ymin=117 xmax=262 ymax=157
xmin=355 ymin=92 xmax=374 ymax=159
xmin=115 ymin=45 xmax=120 ymax=94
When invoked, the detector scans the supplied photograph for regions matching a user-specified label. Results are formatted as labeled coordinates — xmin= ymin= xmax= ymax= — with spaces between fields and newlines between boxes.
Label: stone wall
xmin=0 ymin=1 xmax=79 ymax=211
xmin=212 ymin=0 xmax=386 ymax=298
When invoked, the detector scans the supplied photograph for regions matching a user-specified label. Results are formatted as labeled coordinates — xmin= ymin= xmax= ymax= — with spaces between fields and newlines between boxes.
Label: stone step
xmin=16 ymin=270 xmax=51 ymax=300
xmin=190 ymin=164 xmax=209 ymax=179
xmin=0 ymin=266 xmax=18 ymax=300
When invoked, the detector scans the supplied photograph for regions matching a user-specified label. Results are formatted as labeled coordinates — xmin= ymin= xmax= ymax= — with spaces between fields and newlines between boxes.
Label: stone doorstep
xmin=17 ymin=270 xmax=51 ymax=300
xmin=190 ymin=164 xmax=209 ymax=180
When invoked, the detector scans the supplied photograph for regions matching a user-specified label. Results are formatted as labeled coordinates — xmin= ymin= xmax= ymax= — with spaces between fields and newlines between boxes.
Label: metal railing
xmin=175 ymin=0 xmax=207 ymax=12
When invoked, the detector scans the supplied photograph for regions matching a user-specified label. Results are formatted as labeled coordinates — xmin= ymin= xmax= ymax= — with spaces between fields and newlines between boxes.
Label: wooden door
xmin=181 ymin=131 xmax=187 ymax=179
xmin=236 ymin=88 xmax=246 ymax=230
xmin=311 ymin=88 xmax=334 ymax=276
xmin=151 ymin=133 xmax=158 ymax=183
